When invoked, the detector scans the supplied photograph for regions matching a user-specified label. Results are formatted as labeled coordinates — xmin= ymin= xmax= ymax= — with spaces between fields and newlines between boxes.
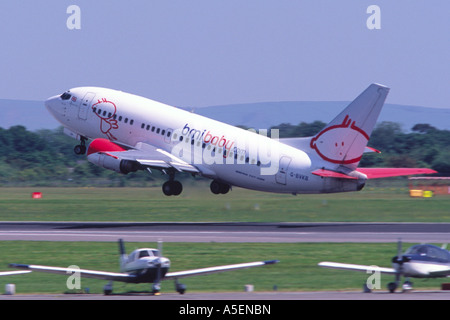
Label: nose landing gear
xmin=74 ymin=137 xmax=88 ymax=155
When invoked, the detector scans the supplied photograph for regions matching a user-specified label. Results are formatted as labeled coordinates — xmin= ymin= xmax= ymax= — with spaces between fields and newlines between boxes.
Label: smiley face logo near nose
xmin=92 ymin=98 xmax=119 ymax=140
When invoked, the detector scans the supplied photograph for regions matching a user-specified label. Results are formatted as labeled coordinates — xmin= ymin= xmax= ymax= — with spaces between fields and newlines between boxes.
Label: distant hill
xmin=191 ymin=102 xmax=450 ymax=131
xmin=1 ymin=98 xmax=448 ymax=132
xmin=0 ymin=99 xmax=60 ymax=131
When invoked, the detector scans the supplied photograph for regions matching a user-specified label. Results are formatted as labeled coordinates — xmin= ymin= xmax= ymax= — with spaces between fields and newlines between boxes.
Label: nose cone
xmin=45 ymin=95 xmax=65 ymax=120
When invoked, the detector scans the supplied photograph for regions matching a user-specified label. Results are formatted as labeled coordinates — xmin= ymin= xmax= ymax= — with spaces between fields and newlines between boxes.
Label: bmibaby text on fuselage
xmin=45 ymin=84 xmax=435 ymax=196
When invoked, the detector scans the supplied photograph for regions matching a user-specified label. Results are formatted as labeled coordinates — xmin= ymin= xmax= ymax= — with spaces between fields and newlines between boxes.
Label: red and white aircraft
xmin=45 ymin=83 xmax=436 ymax=196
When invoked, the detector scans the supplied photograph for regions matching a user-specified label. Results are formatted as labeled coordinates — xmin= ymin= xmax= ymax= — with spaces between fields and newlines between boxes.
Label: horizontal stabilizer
xmin=312 ymin=169 xmax=358 ymax=180
xmin=356 ymin=168 xmax=437 ymax=179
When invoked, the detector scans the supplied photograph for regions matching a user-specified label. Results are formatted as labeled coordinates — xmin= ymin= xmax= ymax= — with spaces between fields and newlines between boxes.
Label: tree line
xmin=0 ymin=122 xmax=448 ymax=186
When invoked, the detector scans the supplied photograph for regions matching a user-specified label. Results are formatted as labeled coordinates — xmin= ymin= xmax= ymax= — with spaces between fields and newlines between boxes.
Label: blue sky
xmin=0 ymin=1 xmax=448 ymax=109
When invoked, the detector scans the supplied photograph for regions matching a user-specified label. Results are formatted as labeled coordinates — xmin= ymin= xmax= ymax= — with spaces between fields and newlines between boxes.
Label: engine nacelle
xmin=87 ymin=153 xmax=140 ymax=174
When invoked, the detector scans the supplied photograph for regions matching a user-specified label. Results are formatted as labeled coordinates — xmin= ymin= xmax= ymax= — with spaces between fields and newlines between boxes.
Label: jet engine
xmin=86 ymin=138 xmax=141 ymax=174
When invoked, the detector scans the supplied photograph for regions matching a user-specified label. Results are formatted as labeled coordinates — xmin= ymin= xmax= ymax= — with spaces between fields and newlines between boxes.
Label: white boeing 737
xmin=45 ymin=83 xmax=435 ymax=196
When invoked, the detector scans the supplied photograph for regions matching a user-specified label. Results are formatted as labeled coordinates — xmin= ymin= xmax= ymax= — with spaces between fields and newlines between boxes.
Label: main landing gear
xmin=162 ymin=180 xmax=183 ymax=196
xmin=210 ymin=180 xmax=230 ymax=195
xmin=74 ymin=136 xmax=87 ymax=155
xmin=162 ymin=171 xmax=183 ymax=196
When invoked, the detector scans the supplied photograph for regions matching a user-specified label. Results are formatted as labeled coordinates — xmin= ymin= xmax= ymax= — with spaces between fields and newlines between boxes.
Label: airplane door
xmin=78 ymin=92 xmax=96 ymax=120
xmin=275 ymin=156 xmax=291 ymax=185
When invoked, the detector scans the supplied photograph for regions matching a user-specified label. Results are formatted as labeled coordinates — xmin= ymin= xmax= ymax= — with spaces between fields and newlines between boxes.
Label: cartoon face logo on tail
xmin=92 ymin=98 xmax=119 ymax=140
xmin=310 ymin=115 xmax=369 ymax=165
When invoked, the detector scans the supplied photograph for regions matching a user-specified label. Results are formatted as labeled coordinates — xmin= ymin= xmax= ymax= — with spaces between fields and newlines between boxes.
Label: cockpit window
xmin=405 ymin=244 xmax=450 ymax=261
xmin=60 ymin=92 xmax=72 ymax=100
xmin=138 ymin=250 xmax=150 ymax=258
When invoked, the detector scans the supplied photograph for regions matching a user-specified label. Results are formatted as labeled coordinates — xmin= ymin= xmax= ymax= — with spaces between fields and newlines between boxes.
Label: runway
xmin=2 ymin=291 xmax=450 ymax=300
xmin=1 ymin=221 xmax=450 ymax=243
xmin=2 ymin=221 xmax=450 ymax=301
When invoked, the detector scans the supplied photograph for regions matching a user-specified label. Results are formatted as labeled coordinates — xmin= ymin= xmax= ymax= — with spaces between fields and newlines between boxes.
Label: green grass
xmin=0 ymin=186 xmax=449 ymax=294
xmin=0 ymin=185 xmax=448 ymax=222
xmin=0 ymin=241 xmax=447 ymax=294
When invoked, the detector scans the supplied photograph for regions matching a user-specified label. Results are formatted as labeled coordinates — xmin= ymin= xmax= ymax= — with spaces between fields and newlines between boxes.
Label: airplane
xmin=10 ymin=239 xmax=279 ymax=295
xmin=44 ymin=83 xmax=436 ymax=196
xmin=319 ymin=240 xmax=450 ymax=293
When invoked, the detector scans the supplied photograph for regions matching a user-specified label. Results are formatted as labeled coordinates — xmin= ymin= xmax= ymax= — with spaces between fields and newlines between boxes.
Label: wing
xmin=86 ymin=138 xmax=202 ymax=175
xmin=318 ymin=261 xmax=397 ymax=274
xmin=164 ymin=260 xmax=279 ymax=279
xmin=356 ymin=168 xmax=437 ymax=179
xmin=9 ymin=264 xmax=136 ymax=282
xmin=0 ymin=270 xmax=31 ymax=276
xmin=312 ymin=168 xmax=436 ymax=179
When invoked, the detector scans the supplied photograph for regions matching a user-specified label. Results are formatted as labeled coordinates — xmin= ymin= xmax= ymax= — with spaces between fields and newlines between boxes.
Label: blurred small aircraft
xmin=0 ymin=270 xmax=30 ymax=276
xmin=10 ymin=239 xmax=278 ymax=295
xmin=319 ymin=240 xmax=450 ymax=293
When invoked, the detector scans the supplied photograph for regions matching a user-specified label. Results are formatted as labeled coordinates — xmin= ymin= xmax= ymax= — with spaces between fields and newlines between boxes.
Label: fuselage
xmin=45 ymin=87 xmax=365 ymax=194
xmin=121 ymin=248 xmax=170 ymax=283
xmin=393 ymin=244 xmax=450 ymax=278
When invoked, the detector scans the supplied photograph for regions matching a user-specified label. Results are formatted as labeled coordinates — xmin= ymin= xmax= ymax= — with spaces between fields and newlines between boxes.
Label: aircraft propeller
xmin=388 ymin=239 xmax=411 ymax=293
xmin=152 ymin=240 xmax=163 ymax=294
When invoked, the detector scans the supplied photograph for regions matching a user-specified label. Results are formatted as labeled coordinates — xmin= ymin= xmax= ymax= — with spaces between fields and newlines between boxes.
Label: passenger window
xmin=124 ymin=118 xmax=128 ymax=123
xmin=130 ymin=120 xmax=134 ymax=125
xmin=119 ymin=116 xmax=122 ymax=121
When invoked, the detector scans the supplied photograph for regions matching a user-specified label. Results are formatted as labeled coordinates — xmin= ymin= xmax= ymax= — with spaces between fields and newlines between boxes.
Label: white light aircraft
xmin=45 ymin=83 xmax=436 ymax=196
xmin=10 ymin=239 xmax=278 ymax=295
xmin=319 ymin=240 xmax=450 ymax=293
xmin=0 ymin=270 xmax=30 ymax=276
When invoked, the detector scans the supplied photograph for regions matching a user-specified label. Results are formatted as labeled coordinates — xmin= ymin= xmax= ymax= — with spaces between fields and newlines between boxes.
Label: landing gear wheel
xmin=210 ymin=180 xmax=230 ymax=194
xmin=103 ymin=283 xmax=113 ymax=295
xmin=162 ymin=180 xmax=183 ymax=196
xmin=74 ymin=144 xmax=86 ymax=155
xmin=152 ymin=283 xmax=161 ymax=295
xmin=74 ymin=137 xmax=87 ymax=155
xmin=402 ymin=280 xmax=413 ymax=291
xmin=387 ymin=282 xmax=397 ymax=293
xmin=175 ymin=282 xmax=186 ymax=294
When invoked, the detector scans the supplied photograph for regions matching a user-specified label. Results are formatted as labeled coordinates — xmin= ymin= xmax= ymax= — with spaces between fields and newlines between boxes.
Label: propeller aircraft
xmin=10 ymin=239 xmax=278 ymax=295
xmin=319 ymin=240 xmax=450 ymax=293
